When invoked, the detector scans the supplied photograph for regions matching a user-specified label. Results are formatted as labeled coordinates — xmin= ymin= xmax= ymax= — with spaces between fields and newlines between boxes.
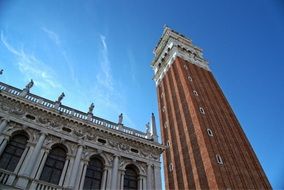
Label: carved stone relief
xmin=0 ymin=96 xmax=163 ymax=163
xmin=9 ymin=103 xmax=25 ymax=116
xmin=103 ymin=152 xmax=114 ymax=166
xmin=43 ymin=135 xmax=61 ymax=149
xmin=37 ymin=117 xmax=50 ymax=125
xmin=26 ymin=127 xmax=38 ymax=144
xmin=108 ymin=140 xmax=119 ymax=149
xmin=118 ymin=157 xmax=147 ymax=175
xmin=137 ymin=162 xmax=147 ymax=175
xmin=119 ymin=143 xmax=130 ymax=152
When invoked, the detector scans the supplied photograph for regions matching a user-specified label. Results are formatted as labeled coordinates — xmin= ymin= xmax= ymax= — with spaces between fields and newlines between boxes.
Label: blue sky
xmin=0 ymin=0 xmax=284 ymax=188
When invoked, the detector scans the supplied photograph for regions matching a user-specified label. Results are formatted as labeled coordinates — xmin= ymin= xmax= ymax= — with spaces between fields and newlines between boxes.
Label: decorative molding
xmin=152 ymin=29 xmax=210 ymax=86
xmin=0 ymin=95 xmax=164 ymax=165
xmin=0 ymin=94 xmax=163 ymax=151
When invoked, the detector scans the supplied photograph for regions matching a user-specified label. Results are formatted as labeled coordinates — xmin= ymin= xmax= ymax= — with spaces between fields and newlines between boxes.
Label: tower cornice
xmin=152 ymin=27 xmax=210 ymax=86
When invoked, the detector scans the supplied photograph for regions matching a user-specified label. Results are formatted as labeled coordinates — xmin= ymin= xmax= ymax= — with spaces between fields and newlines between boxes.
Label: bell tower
xmin=152 ymin=27 xmax=271 ymax=189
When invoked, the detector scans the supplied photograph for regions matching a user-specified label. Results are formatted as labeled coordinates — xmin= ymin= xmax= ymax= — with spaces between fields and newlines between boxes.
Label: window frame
xmin=83 ymin=156 xmax=104 ymax=190
xmin=123 ymin=165 xmax=139 ymax=190
xmin=0 ymin=134 xmax=28 ymax=172
xmin=39 ymin=145 xmax=67 ymax=185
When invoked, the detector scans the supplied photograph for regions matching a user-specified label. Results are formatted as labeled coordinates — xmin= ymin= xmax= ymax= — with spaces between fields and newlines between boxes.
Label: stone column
xmin=30 ymin=148 xmax=46 ymax=178
xmin=29 ymin=149 xmax=49 ymax=189
xmin=0 ymin=119 xmax=8 ymax=134
xmin=74 ymin=158 xmax=86 ymax=190
xmin=78 ymin=161 xmax=88 ymax=190
xmin=18 ymin=143 xmax=34 ymax=173
xmin=142 ymin=176 xmax=147 ymax=190
xmin=23 ymin=132 xmax=46 ymax=176
xmin=63 ymin=154 xmax=75 ymax=187
xmin=100 ymin=167 xmax=108 ymax=190
xmin=34 ymin=149 xmax=49 ymax=179
xmin=138 ymin=176 xmax=143 ymax=190
xmin=59 ymin=158 xmax=70 ymax=186
xmin=0 ymin=136 xmax=9 ymax=156
xmin=15 ymin=143 xmax=35 ymax=189
xmin=68 ymin=145 xmax=83 ymax=189
xmin=110 ymin=155 xmax=119 ymax=189
xmin=147 ymin=164 xmax=153 ymax=190
xmin=119 ymin=170 xmax=125 ymax=189
xmin=153 ymin=165 xmax=162 ymax=190
xmin=105 ymin=166 xmax=112 ymax=190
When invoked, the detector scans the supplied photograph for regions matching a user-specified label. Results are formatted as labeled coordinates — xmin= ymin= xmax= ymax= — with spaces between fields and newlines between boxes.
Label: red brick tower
xmin=152 ymin=27 xmax=271 ymax=189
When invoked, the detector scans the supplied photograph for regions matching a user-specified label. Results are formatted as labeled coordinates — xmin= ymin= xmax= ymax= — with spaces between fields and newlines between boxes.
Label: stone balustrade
xmin=0 ymin=82 xmax=147 ymax=139
xmin=0 ymin=168 xmax=64 ymax=190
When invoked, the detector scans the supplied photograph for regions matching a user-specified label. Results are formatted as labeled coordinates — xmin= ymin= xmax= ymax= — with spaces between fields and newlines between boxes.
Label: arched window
xmin=39 ymin=145 xmax=66 ymax=185
xmin=0 ymin=134 xmax=28 ymax=172
xmin=124 ymin=165 xmax=138 ymax=190
xmin=83 ymin=157 xmax=104 ymax=190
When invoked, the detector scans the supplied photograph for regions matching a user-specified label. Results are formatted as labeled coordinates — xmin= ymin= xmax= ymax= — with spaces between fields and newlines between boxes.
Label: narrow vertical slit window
xmin=166 ymin=140 xmax=170 ymax=147
xmin=169 ymin=163 xmax=173 ymax=172
xmin=162 ymin=106 xmax=166 ymax=113
xmin=216 ymin=154 xmax=223 ymax=165
xmin=199 ymin=107 xmax=205 ymax=114
xmin=188 ymin=76 xmax=192 ymax=81
xmin=207 ymin=128 xmax=213 ymax=137
xmin=164 ymin=121 xmax=168 ymax=128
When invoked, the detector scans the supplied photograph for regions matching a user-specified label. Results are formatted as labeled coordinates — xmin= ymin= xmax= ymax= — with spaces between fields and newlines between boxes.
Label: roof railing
xmin=0 ymin=82 xmax=148 ymax=139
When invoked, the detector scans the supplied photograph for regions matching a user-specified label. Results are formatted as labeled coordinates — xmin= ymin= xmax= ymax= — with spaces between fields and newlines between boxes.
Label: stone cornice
xmin=152 ymin=27 xmax=210 ymax=86
xmin=0 ymin=81 xmax=150 ymax=140
xmin=153 ymin=27 xmax=193 ymax=61
xmin=0 ymin=92 xmax=164 ymax=153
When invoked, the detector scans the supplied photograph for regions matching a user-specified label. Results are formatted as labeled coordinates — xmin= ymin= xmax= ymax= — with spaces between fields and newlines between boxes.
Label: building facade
xmin=0 ymin=81 xmax=163 ymax=190
xmin=152 ymin=27 xmax=271 ymax=189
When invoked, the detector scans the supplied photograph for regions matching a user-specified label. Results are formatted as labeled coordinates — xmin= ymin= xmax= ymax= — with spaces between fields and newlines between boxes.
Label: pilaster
xmin=0 ymin=119 xmax=8 ymax=134
xmin=68 ymin=144 xmax=83 ymax=189
xmin=110 ymin=155 xmax=119 ymax=189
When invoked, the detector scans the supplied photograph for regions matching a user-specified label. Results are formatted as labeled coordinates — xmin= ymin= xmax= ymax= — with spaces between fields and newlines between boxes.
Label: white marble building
xmin=0 ymin=81 xmax=164 ymax=190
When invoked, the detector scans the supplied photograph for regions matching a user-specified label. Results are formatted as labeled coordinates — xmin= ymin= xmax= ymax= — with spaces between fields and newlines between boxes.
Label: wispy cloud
xmin=41 ymin=27 xmax=61 ymax=46
xmin=93 ymin=35 xmax=137 ymax=128
xmin=41 ymin=27 xmax=78 ymax=85
xmin=96 ymin=35 xmax=113 ymax=91
xmin=127 ymin=49 xmax=140 ymax=87
xmin=0 ymin=31 xmax=61 ymax=91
